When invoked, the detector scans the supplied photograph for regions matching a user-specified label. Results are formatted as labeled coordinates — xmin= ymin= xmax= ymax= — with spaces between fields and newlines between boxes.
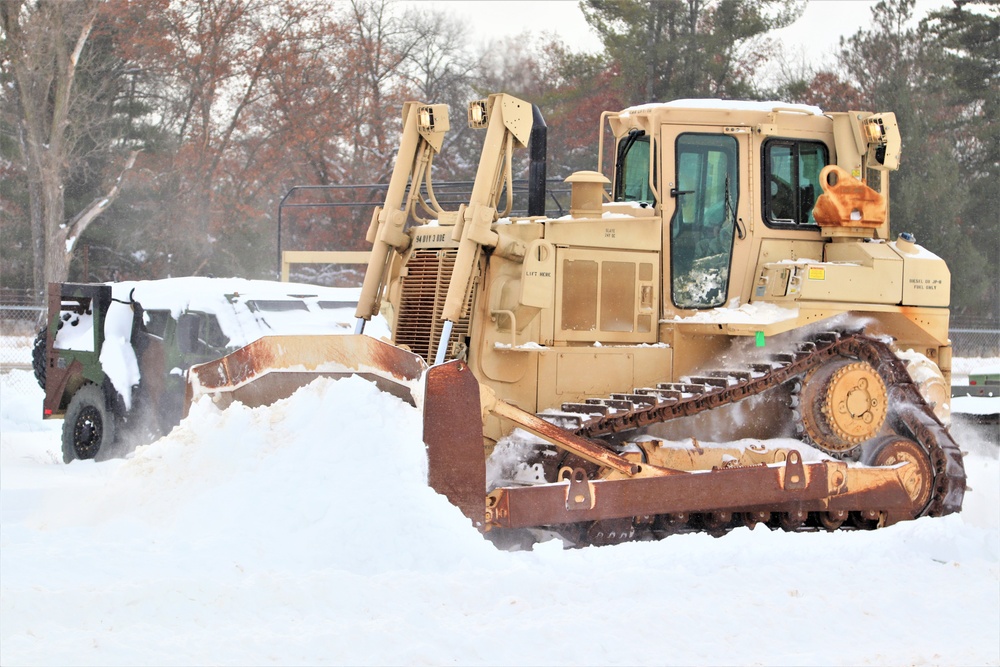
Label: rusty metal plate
xmin=424 ymin=361 xmax=487 ymax=527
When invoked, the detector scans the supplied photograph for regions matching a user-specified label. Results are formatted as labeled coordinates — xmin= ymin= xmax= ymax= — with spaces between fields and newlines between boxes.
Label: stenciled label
xmin=415 ymin=232 xmax=448 ymax=245
xmin=908 ymin=277 xmax=944 ymax=291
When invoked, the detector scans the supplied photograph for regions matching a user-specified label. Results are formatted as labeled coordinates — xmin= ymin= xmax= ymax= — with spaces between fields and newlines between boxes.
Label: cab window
xmin=764 ymin=140 xmax=828 ymax=226
xmin=614 ymin=130 xmax=654 ymax=205
xmin=176 ymin=312 xmax=228 ymax=356
xmin=143 ymin=310 xmax=171 ymax=339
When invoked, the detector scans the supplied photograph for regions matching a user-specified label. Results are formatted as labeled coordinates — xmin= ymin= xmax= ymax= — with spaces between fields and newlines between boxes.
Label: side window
xmin=176 ymin=312 xmax=229 ymax=356
xmin=670 ymin=133 xmax=739 ymax=310
xmin=764 ymin=139 xmax=829 ymax=226
xmin=613 ymin=130 xmax=654 ymax=205
xmin=143 ymin=310 xmax=171 ymax=339
xmin=199 ymin=314 xmax=228 ymax=349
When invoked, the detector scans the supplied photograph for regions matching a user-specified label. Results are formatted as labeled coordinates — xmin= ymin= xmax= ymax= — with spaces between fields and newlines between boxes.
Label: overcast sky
xmin=417 ymin=0 xmax=953 ymax=74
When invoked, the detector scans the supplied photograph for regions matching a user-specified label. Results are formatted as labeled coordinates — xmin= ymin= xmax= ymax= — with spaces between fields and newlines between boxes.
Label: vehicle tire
xmin=31 ymin=327 xmax=47 ymax=390
xmin=62 ymin=384 xmax=116 ymax=463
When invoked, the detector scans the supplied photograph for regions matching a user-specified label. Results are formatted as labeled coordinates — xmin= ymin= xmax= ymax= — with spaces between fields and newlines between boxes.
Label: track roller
xmin=816 ymin=510 xmax=849 ymax=531
xmin=775 ymin=509 xmax=809 ymax=531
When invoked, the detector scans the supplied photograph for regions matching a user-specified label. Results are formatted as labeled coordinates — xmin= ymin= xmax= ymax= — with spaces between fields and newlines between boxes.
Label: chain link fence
xmin=949 ymin=323 xmax=1000 ymax=359
xmin=0 ymin=297 xmax=46 ymax=394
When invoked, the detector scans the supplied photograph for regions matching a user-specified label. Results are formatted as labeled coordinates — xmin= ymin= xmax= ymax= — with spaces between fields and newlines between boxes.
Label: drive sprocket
xmin=800 ymin=358 xmax=888 ymax=456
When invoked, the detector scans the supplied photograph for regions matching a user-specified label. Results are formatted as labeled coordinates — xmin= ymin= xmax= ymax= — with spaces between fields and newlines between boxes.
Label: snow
xmin=99 ymin=300 xmax=140 ymax=409
xmin=953 ymin=395 xmax=1000 ymax=415
xmin=494 ymin=341 xmax=547 ymax=350
xmin=2 ymin=332 xmax=999 ymax=664
xmin=673 ymin=299 xmax=800 ymax=325
xmin=622 ymin=99 xmax=824 ymax=116
xmin=52 ymin=311 xmax=95 ymax=352
xmin=890 ymin=239 xmax=943 ymax=260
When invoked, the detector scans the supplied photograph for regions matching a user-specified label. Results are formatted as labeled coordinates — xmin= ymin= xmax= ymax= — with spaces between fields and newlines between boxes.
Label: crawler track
xmin=499 ymin=332 xmax=966 ymax=544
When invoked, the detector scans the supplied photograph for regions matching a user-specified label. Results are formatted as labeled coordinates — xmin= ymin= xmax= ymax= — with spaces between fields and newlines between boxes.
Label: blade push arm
xmin=354 ymin=102 xmax=449 ymax=332
xmin=434 ymin=94 xmax=534 ymax=363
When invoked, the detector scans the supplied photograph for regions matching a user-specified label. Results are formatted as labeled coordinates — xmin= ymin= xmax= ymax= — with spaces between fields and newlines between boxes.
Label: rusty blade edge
xmin=487 ymin=462 xmax=917 ymax=530
xmin=189 ymin=334 xmax=426 ymax=393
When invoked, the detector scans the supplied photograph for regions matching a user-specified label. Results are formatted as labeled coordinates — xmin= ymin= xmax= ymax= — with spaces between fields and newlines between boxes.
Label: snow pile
xmin=673 ymin=298 xmax=799 ymax=325
xmin=59 ymin=375 xmax=497 ymax=574
xmin=2 ymin=365 xmax=999 ymax=664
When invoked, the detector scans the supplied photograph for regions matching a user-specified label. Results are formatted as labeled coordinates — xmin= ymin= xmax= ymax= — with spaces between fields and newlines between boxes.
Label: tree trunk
xmin=41 ymin=162 xmax=69 ymax=287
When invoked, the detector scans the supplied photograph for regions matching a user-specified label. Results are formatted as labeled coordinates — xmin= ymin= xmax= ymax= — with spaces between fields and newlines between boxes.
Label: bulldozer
xmin=189 ymin=94 xmax=966 ymax=546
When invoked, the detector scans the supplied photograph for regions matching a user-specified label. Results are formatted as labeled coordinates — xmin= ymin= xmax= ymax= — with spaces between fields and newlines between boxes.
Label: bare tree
xmin=1 ymin=0 xmax=138 ymax=292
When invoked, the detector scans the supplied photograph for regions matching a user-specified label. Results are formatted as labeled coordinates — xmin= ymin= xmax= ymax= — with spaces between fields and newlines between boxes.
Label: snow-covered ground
xmin=2 ymin=335 xmax=998 ymax=665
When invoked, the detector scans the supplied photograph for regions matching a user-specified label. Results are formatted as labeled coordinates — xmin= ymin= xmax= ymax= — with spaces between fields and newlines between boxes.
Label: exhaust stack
xmin=528 ymin=105 xmax=547 ymax=217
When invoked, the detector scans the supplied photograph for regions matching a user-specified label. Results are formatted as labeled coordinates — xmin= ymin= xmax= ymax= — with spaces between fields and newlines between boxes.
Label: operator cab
xmin=608 ymin=101 xmax=834 ymax=312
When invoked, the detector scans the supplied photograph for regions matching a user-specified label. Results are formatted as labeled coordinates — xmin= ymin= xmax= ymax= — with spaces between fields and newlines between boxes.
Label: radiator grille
xmin=393 ymin=248 xmax=476 ymax=363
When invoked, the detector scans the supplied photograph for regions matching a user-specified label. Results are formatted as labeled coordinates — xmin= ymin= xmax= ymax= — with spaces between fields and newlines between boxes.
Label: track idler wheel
xmin=863 ymin=435 xmax=935 ymax=518
xmin=653 ymin=512 xmax=690 ymax=538
xmin=801 ymin=358 xmax=888 ymax=456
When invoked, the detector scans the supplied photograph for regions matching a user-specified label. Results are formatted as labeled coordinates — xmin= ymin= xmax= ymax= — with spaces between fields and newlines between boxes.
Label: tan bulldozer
xmin=189 ymin=94 xmax=965 ymax=546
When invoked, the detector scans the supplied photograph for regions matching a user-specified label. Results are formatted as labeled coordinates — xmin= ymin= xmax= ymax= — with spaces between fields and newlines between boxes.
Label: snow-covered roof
xmin=110 ymin=277 xmax=360 ymax=349
xmin=621 ymin=99 xmax=824 ymax=116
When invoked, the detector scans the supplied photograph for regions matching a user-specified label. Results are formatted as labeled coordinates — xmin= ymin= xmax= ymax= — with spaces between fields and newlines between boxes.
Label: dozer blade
xmin=186 ymin=334 xmax=426 ymax=413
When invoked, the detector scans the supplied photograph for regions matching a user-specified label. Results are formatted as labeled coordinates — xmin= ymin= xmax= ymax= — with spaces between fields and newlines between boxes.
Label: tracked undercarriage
xmin=450 ymin=331 xmax=966 ymax=547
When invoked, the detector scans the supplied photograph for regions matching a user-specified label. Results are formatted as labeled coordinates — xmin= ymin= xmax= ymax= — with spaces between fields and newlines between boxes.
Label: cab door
xmin=660 ymin=127 xmax=743 ymax=315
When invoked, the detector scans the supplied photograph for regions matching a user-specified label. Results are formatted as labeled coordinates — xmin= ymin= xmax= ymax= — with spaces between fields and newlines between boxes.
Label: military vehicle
xmin=35 ymin=278 xmax=359 ymax=463
xmin=189 ymin=94 xmax=966 ymax=545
